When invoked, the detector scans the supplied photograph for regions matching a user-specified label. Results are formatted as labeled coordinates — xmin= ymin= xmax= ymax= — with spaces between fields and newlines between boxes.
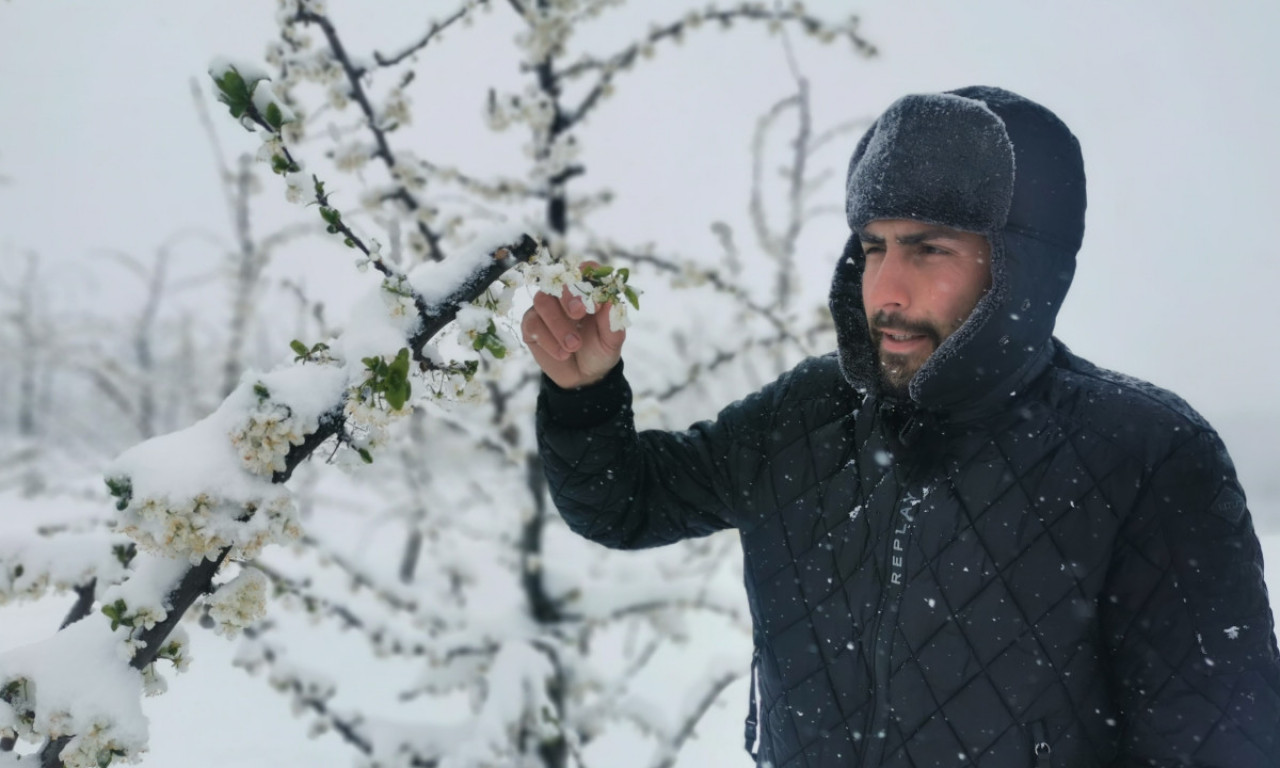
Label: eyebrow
xmin=858 ymin=226 xmax=967 ymax=246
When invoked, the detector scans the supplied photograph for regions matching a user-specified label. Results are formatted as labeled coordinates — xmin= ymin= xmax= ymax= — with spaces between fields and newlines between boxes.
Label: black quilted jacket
xmin=536 ymin=87 xmax=1280 ymax=765
xmin=538 ymin=348 xmax=1280 ymax=766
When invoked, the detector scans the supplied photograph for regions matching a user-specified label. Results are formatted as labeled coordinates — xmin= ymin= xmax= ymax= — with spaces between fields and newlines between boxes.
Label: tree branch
xmin=649 ymin=670 xmax=741 ymax=768
xmin=560 ymin=4 xmax=876 ymax=130
xmin=293 ymin=9 xmax=446 ymax=261
xmin=372 ymin=1 xmax=491 ymax=68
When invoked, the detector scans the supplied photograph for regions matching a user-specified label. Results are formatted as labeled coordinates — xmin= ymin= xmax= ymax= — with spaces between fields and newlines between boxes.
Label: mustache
xmin=869 ymin=311 xmax=942 ymax=345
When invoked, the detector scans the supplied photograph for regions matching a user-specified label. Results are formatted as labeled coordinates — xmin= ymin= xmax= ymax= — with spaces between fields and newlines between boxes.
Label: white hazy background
xmin=2 ymin=1 xmax=1278 ymax=766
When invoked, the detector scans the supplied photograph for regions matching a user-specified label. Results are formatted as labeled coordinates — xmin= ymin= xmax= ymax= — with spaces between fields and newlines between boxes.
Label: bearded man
xmin=522 ymin=86 xmax=1280 ymax=767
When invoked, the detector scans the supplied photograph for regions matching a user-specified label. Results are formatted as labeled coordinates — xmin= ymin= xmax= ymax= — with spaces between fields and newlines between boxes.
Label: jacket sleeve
xmin=1103 ymin=427 xmax=1280 ymax=767
xmin=536 ymin=360 xmax=771 ymax=549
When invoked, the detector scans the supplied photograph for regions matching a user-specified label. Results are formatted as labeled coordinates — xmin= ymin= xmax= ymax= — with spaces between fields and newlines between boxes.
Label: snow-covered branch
xmin=1 ymin=230 xmax=541 ymax=767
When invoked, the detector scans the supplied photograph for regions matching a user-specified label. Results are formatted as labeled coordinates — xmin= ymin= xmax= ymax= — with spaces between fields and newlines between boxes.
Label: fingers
xmin=527 ymin=291 xmax=583 ymax=358
xmin=522 ymin=304 xmax=570 ymax=363
xmin=560 ymin=289 xmax=587 ymax=320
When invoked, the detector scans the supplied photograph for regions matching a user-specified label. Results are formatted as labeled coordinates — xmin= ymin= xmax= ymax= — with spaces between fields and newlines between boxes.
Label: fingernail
xmin=565 ymin=333 xmax=580 ymax=349
xmin=570 ymin=298 xmax=584 ymax=315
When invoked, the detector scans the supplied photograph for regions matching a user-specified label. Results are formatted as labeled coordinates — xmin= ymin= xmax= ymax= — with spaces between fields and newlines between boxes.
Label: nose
xmin=863 ymin=249 xmax=911 ymax=314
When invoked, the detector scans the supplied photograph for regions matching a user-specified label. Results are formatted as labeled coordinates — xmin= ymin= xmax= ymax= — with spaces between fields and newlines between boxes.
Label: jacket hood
xmin=829 ymin=85 xmax=1086 ymax=417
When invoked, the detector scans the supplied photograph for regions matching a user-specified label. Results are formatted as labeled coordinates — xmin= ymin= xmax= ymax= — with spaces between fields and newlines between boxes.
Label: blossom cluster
xmin=0 ymin=692 xmax=139 ymax=768
xmin=380 ymin=275 xmax=418 ymax=319
xmin=141 ymin=627 xmax=192 ymax=697
xmin=518 ymin=248 xmax=637 ymax=331
xmin=528 ymin=132 xmax=581 ymax=189
xmin=230 ymin=394 xmax=306 ymax=477
xmin=49 ymin=721 xmax=139 ymax=768
xmin=484 ymin=85 xmax=555 ymax=135
xmin=206 ymin=568 xmax=269 ymax=639
xmin=342 ymin=389 xmax=411 ymax=454
xmin=119 ymin=493 xmax=300 ymax=564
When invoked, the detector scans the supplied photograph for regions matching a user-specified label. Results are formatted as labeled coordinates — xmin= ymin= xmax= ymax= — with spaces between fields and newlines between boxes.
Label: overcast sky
xmin=2 ymin=1 xmax=1277 ymax=424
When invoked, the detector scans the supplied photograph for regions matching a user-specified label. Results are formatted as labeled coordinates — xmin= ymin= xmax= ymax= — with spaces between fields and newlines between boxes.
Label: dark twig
xmin=591 ymin=247 xmax=800 ymax=345
xmin=372 ymin=1 xmax=490 ymax=68
xmin=293 ymin=9 xmax=446 ymax=261
xmin=560 ymin=5 xmax=876 ymax=129
xmin=58 ymin=580 xmax=97 ymax=630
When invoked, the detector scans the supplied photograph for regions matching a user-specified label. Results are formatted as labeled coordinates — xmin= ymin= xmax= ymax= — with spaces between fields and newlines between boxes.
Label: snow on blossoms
xmin=106 ymin=363 xmax=346 ymax=564
xmin=205 ymin=568 xmax=268 ymax=639
xmin=0 ymin=619 xmax=149 ymax=767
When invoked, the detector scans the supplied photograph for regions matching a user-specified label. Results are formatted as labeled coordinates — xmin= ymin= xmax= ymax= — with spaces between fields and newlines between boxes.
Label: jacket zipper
xmin=861 ymin=481 xmax=922 ymax=766
xmin=1031 ymin=720 xmax=1053 ymax=767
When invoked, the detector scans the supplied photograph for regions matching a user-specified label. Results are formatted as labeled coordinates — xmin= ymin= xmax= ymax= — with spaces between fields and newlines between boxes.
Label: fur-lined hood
xmin=829 ymin=86 xmax=1087 ymax=419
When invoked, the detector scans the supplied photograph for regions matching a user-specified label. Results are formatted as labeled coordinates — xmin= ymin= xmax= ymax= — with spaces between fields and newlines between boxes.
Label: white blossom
xmin=206 ymin=568 xmax=269 ymax=639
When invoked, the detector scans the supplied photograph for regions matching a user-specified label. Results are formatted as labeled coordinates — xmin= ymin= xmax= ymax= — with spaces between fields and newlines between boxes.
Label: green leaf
xmin=617 ymin=267 xmax=630 ymax=281
xmin=105 ymin=476 xmax=133 ymax=511
xmin=101 ymin=599 xmax=128 ymax=631
xmin=581 ymin=264 xmax=613 ymax=280
xmin=211 ymin=69 xmax=251 ymax=119
xmin=271 ymin=155 xmax=292 ymax=175
xmin=112 ymin=543 xmax=137 ymax=568
xmin=253 ymin=382 xmax=271 ymax=401
xmin=213 ymin=69 xmax=246 ymax=99
xmin=357 ymin=447 xmax=373 ymax=464
xmin=485 ymin=334 xmax=507 ymax=359
xmin=386 ymin=383 xmax=408 ymax=411
xmin=290 ymin=340 xmax=309 ymax=357
xmin=389 ymin=348 xmax=410 ymax=380
xmin=624 ymin=286 xmax=640 ymax=310
xmin=264 ymin=102 xmax=284 ymax=130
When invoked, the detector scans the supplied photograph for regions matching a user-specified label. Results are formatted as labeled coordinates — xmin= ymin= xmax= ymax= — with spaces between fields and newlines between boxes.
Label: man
xmin=522 ymin=86 xmax=1280 ymax=766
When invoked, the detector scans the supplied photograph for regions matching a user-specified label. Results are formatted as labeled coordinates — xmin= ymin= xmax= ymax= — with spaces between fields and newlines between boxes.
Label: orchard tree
xmin=0 ymin=2 xmax=874 ymax=766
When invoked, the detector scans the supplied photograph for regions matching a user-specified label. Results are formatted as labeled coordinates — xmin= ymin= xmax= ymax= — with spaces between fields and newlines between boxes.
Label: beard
xmin=869 ymin=309 xmax=946 ymax=399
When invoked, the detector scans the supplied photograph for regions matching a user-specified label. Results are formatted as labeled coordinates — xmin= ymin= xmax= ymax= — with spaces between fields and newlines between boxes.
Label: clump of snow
xmin=231 ymin=364 xmax=347 ymax=477
xmin=208 ymin=57 xmax=271 ymax=87
xmin=107 ymin=378 xmax=302 ymax=563
xmin=98 ymin=554 xmax=190 ymax=639
xmin=0 ymin=617 xmax=147 ymax=767
xmin=0 ymin=531 xmax=131 ymax=605
xmin=339 ymin=277 xmax=422 ymax=372
xmin=408 ymin=225 xmax=528 ymax=311
xmin=250 ymin=80 xmax=296 ymax=125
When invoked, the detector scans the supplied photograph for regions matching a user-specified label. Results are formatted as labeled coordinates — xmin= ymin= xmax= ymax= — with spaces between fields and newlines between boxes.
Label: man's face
xmin=859 ymin=219 xmax=992 ymax=398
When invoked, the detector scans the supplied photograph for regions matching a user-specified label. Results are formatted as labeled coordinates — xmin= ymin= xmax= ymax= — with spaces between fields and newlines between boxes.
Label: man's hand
xmin=521 ymin=287 xmax=626 ymax=390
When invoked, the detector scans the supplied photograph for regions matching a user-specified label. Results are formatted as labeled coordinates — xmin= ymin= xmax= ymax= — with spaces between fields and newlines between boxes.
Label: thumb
xmin=594 ymin=302 xmax=627 ymax=352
